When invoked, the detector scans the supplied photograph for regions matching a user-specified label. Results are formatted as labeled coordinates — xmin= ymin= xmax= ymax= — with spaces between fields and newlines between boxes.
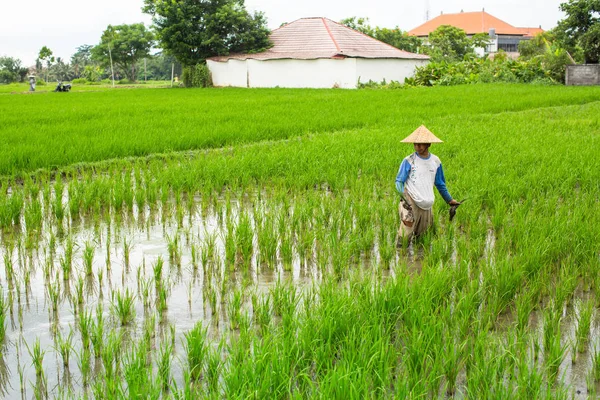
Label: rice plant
xmin=112 ymin=289 xmax=136 ymax=326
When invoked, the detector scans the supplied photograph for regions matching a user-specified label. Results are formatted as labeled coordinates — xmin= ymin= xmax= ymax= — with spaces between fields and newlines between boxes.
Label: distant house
xmin=408 ymin=11 xmax=544 ymax=57
xmin=207 ymin=17 xmax=429 ymax=89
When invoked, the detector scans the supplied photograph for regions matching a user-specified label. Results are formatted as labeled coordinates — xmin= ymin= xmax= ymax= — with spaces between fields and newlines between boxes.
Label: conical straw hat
xmin=401 ymin=125 xmax=443 ymax=143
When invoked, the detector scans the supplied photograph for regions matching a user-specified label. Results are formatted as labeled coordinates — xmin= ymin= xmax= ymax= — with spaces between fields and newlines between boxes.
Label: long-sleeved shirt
xmin=395 ymin=152 xmax=452 ymax=210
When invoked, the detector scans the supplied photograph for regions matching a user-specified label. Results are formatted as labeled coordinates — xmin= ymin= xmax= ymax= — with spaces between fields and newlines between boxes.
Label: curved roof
xmin=408 ymin=11 xmax=543 ymax=37
xmin=209 ymin=17 xmax=429 ymax=62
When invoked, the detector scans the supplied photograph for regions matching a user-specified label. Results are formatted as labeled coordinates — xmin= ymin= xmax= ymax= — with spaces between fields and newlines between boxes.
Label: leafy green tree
xmin=70 ymin=45 xmax=94 ymax=78
xmin=519 ymin=32 xmax=555 ymax=59
xmin=0 ymin=56 xmax=29 ymax=83
xmin=340 ymin=17 xmax=375 ymax=36
xmin=555 ymin=0 xmax=600 ymax=62
xmin=340 ymin=17 xmax=422 ymax=53
xmin=579 ymin=23 xmax=600 ymax=63
xmin=92 ymin=23 xmax=154 ymax=81
xmin=427 ymin=25 xmax=474 ymax=62
xmin=38 ymin=46 xmax=54 ymax=82
xmin=143 ymin=0 xmax=271 ymax=68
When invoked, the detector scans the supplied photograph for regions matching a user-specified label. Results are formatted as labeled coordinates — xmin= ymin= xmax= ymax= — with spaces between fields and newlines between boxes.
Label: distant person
xmin=29 ymin=75 xmax=36 ymax=92
xmin=395 ymin=125 xmax=460 ymax=247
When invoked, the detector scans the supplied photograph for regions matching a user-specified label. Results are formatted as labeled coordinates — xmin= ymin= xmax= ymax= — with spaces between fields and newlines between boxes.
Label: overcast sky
xmin=1 ymin=0 xmax=565 ymax=66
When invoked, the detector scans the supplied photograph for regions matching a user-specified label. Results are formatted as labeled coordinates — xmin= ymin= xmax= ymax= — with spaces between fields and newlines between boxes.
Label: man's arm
xmin=395 ymin=160 xmax=411 ymax=194
xmin=434 ymin=164 xmax=456 ymax=204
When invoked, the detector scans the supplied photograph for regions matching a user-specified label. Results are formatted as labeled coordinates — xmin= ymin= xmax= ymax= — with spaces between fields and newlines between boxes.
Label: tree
xmin=579 ymin=23 xmax=600 ymax=63
xmin=519 ymin=32 xmax=555 ymax=59
xmin=427 ymin=25 xmax=474 ymax=62
xmin=0 ymin=56 xmax=29 ymax=83
xmin=38 ymin=46 xmax=54 ymax=82
xmin=555 ymin=0 xmax=600 ymax=62
xmin=142 ymin=0 xmax=271 ymax=67
xmin=92 ymin=23 xmax=154 ymax=81
xmin=71 ymin=45 xmax=94 ymax=78
xmin=340 ymin=17 xmax=375 ymax=36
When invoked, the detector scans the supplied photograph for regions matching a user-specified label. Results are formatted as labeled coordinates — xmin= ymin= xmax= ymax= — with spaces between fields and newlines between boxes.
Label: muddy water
xmin=0 ymin=198 xmax=318 ymax=398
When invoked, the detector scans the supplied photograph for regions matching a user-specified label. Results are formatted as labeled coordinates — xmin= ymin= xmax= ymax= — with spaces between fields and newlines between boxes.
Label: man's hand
xmin=448 ymin=199 xmax=461 ymax=206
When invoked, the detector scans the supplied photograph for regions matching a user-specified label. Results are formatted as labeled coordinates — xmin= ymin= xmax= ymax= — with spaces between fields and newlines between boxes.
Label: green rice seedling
xmin=47 ymin=281 xmax=60 ymax=313
xmin=167 ymin=233 xmax=181 ymax=266
xmin=123 ymin=337 xmax=157 ymax=399
xmin=3 ymin=247 xmax=14 ymax=283
xmin=122 ymin=236 xmax=134 ymax=269
xmin=74 ymin=275 xmax=85 ymax=306
xmin=185 ymin=321 xmax=208 ymax=382
xmin=78 ymin=307 xmax=93 ymax=349
xmin=82 ymin=240 xmax=95 ymax=276
xmin=190 ymin=243 xmax=199 ymax=270
xmin=153 ymin=256 xmax=164 ymax=286
xmin=0 ymin=289 xmax=6 ymax=343
xmin=76 ymin=345 xmax=92 ymax=387
xmin=574 ymin=298 xmax=594 ymax=354
xmin=592 ymin=345 xmax=600 ymax=382
xmin=9 ymin=191 xmax=24 ymax=226
xmin=91 ymin=303 xmax=104 ymax=359
xmin=515 ymin=289 xmax=535 ymax=332
xmin=26 ymin=338 xmax=46 ymax=380
xmin=112 ymin=289 xmax=136 ymax=326
xmin=140 ymin=277 xmax=152 ymax=308
xmin=102 ymin=330 xmax=123 ymax=384
xmin=24 ymin=197 xmax=43 ymax=233
xmin=227 ymin=286 xmax=244 ymax=330
xmin=54 ymin=329 xmax=74 ymax=368
xmin=235 ymin=211 xmax=253 ymax=268
xmin=157 ymin=280 xmax=169 ymax=314
xmin=157 ymin=340 xmax=173 ymax=391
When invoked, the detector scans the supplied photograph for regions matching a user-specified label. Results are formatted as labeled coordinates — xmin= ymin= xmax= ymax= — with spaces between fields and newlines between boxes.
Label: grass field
xmin=0 ymin=80 xmax=172 ymax=95
xmin=0 ymin=83 xmax=599 ymax=398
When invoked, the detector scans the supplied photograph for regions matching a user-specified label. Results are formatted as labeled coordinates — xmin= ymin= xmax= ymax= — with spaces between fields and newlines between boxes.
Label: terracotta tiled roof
xmin=408 ymin=11 xmax=542 ymax=36
xmin=517 ymin=27 xmax=544 ymax=37
xmin=209 ymin=17 xmax=429 ymax=62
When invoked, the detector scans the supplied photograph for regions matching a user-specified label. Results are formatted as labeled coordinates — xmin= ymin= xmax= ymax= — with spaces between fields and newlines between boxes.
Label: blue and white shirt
xmin=395 ymin=152 xmax=452 ymax=210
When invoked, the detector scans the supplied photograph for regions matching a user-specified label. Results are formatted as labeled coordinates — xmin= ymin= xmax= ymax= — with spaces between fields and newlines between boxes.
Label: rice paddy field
xmin=0 ymin=83 xmax=599 ymax=398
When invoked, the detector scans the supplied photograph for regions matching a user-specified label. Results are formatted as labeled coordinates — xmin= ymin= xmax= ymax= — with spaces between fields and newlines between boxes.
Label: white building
xmin=207 ymin=17 xmax=429 ymax=89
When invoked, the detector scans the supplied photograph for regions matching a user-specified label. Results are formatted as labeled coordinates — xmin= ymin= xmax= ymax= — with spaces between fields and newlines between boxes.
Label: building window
xmin=498 ymin=43 xmax=518 ymax=52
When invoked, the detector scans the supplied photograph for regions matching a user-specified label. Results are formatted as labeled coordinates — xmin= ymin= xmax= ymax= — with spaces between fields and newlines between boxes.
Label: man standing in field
xmin=395 ymin=125 xmax=460 ymax=247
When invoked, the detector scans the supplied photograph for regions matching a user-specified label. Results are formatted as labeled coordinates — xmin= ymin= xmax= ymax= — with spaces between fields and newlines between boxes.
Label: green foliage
xmin=555 ymin=0 xmax=600 ymax=62
xmin=0 ymin=56 xmax=28 ymax=83
xmin=426 ymin=25 xmax=480 ymax=62
xmin=92 ymin=23 xmax=155 ymax=81
xmin=341 ymin=17 xmax=422 ymax=53
xmin=143 ymin=0 xmax=271 ymax=67
xmin=579 ymin=23 xmax=600 ymax=63
xmin=82 ymin=65 xmax=102 ymax=82
xmin=404 ymin=56 xmax=556 ymax=87
xmin=518 ymin=33 xmax=573 ymax=83
xmin=519 ymin=32 xmax=555 ymax=59
xmin=70 ymin=44 xmax=94 ymax=78
xmin=182 ymin=63 xmax=212 ymax=87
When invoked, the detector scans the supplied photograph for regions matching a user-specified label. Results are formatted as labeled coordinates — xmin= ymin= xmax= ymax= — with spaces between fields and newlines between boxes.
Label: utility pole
xmin=171 ymin=63 xmax=174 ymax=87
xmin=144 ymin=58 xmax=147 ymax=83
xmin=108 ymin=43 xmax=115 ymax=87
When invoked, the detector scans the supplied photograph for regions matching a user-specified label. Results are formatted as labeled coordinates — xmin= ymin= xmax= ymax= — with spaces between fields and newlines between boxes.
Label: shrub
xmin=71 ymin=78 xmax=87 ymax=84
xmin=182 ymin=63 xmax=212 ymax=88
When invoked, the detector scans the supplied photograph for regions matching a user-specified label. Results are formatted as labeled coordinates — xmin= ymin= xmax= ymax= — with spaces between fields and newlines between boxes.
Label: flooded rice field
xmin=0 ymin=187 xmax=598 ymax=399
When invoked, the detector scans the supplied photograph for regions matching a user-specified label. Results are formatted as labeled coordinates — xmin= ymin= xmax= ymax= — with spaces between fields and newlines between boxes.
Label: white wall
xmin=355 ymin=59 xmax=428 ymax=85
xmin=207 ymin=59 xmax=248 ymax=87
xmin=248 ymin=58 xmax=357 ymax=89
xmin=208 ymin=57 xmax=428 ymax=89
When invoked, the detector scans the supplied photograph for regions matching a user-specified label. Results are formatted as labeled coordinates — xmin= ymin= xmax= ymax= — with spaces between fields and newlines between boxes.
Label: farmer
xmin=395 ymin=125 xmax=460 ymax=247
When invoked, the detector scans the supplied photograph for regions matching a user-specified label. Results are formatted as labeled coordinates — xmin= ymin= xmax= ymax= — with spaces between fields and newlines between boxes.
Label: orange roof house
xmin=409 ymin=11 xmax=544 ymax=54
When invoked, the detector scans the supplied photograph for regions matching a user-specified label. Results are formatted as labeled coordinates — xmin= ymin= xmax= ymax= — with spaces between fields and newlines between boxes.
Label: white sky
xmin=1 ymin=0 xmax=565 ymax=66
